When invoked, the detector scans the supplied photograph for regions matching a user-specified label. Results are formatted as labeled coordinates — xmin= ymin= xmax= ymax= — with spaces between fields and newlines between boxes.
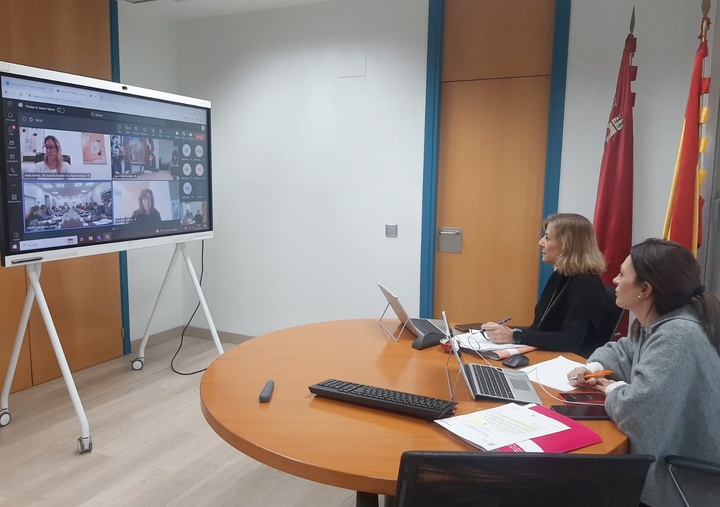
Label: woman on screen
xmin=567 ymin=239 xmax=720 ymax=507
xmin=481 ymin=213 xmax=613 ymax=357
xmin=34 ymin=135 xmax=71 ymax=175
xmin=131 ymin=188 xmax=162 ymax=229
xmin=170 ymin=149 xmax=180 ymax=179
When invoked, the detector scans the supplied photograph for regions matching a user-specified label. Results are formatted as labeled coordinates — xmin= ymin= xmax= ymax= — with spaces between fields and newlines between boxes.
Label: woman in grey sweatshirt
xmin=567 ymin=238 xmax=720 ymax=507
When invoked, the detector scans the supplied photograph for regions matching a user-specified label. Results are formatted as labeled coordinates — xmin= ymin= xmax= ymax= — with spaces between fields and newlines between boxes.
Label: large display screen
xmin=0 ymin=61 xmax=212 ymax=266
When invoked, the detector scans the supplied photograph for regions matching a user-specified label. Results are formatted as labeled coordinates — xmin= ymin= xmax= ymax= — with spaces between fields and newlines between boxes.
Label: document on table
xmin=520 ymin=355 xmax=585 ymax=391
xmin=454 ymin=332 xmax=520 ymax=352
xmin=435 ymin=403 xmax=569 ymax=451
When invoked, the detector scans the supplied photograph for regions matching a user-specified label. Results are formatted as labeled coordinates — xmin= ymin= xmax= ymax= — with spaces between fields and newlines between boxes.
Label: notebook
xmin=377 ymin=282 xmax=447 ymax=349
xmin=442 ymin=311 xmax=542 ymax=404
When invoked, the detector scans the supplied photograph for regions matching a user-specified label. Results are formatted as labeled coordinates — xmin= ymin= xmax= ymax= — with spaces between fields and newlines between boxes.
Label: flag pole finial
xmin=630 ymin=7 xmax=636 ymax=35
xmin=701 ymin=0 xmax=711 ymax=41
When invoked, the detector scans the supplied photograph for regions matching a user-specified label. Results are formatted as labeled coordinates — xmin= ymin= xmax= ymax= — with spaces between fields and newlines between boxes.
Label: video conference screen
xmin=0 ymin=61 xmax=212 ymax=266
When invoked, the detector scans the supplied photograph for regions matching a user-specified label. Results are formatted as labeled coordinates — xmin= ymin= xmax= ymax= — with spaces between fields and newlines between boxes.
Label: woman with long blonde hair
xmin=482 ymin=213 xmax=614 ymax=357
xmin=34 ymin=135 xmax=70 ymax=174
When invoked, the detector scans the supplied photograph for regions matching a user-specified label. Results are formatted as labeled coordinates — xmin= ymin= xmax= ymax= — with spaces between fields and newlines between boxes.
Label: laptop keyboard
xmin=469 ymin=364 xmax=515 ymax=399
xmin=308 ymin=379 xmax=457 ymax=420
xmin=411 ymin=318 xmax=443 ymax=335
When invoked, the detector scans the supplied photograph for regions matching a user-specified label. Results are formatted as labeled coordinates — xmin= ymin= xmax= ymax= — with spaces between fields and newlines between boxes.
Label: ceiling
xmin=123 ymin=0 xmax=338 ymax=20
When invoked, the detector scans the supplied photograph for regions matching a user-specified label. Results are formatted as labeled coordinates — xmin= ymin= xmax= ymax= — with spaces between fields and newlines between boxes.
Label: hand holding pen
xmin=570 ymin=369 xmax=614 ymax=381
xmin=567 ymin=368 xmax=615 ymax=389
xmin=480 ymin=318 xmax=513 ymax=344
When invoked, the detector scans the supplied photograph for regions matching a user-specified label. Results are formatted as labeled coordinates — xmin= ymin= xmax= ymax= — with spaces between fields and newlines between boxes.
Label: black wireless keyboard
xmin=308 ymin=379 xmax=457 ymax=420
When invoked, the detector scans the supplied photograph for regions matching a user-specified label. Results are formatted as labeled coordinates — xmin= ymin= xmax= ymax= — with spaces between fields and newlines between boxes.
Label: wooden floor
xmin=0 ymin=337 xmax=356 ymax=506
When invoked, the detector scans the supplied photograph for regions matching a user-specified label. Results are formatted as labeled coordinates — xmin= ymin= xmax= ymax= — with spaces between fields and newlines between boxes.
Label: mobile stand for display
xmin=0 ymin=262 xmax=93 ymax=454
xmin=378 ymin=302 xmax=406 ymax=342
xmin=131 ymin=242 xmax=223 ymax=370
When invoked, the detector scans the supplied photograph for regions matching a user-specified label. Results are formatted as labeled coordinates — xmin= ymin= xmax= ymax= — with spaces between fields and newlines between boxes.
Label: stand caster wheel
xmin=131 ymin=358 xmax=144 ymax=370
xmin=0 ymin=410 xmax=10 ymax=427
xmin=77 ymin=436 xmax=93 ymax=454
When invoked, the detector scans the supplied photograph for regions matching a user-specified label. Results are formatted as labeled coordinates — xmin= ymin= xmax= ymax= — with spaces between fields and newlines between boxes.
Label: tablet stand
xmin=0 ymin=263 xmax=93 ymax=454
xmin=378 ymin=302 xmax=407 ymax=341
xmin=444 ymin=351 xmax=463 ymax=400
xmin=130 ymin=242 xmax=223 ymax=370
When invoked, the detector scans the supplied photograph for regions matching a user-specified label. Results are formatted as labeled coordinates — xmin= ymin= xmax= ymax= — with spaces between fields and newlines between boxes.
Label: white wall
xmin=119 ymin=0 xmax=430 ymax=338
xmin=118 ymin=0 xmax=717 ymax=339
xmin=118 ymin=2 xmax=187 ymax=340
xmin=561 ymin=0 xmax=715 ymax=245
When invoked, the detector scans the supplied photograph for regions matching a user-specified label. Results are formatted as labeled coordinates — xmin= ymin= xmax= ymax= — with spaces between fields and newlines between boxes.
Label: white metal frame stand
xmin=131 ymin=242 xmax=223 ymax=370
xmin=0 ymin=263 xmax=93 ymax=454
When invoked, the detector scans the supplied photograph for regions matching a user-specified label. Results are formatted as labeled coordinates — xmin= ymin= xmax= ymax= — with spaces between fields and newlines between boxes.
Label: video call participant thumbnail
xmin=34 ymin=135 xmax=71 ymax=175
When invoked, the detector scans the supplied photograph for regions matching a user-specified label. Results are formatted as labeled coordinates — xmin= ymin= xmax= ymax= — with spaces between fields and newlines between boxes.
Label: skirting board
xmin=129 ymin=326 xmax=253 ymax=354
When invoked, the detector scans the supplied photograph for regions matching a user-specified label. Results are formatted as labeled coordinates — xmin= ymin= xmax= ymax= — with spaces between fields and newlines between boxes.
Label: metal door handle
xmin=437 ymin=228 xmax=463 ymax=253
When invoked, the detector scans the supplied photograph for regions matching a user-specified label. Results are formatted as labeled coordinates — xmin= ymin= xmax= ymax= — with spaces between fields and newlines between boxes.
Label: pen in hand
xmin=470 ymin=318 xmax=510 ymax=333
xmin=570 ymin=369 xmax=614 ymax=381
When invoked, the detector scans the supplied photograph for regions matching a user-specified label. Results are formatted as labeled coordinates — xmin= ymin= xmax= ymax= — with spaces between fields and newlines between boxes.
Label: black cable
xmin=171 ymin=240 xmax=209 ymax=375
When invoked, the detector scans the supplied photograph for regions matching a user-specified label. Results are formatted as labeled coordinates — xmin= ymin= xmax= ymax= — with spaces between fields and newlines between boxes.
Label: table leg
xmin=355 ymin=492 xmax=395 ymax=507
xmin=356 ymin=492 xmax=378 ymax=507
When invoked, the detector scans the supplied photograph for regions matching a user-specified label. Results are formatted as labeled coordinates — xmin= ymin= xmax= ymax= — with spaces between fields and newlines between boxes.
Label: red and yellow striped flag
xmin=663 ymin=17 xmax=712 ymax=256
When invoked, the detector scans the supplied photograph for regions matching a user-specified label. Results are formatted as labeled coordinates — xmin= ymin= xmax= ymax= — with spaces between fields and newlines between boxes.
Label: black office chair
xmin=598 ymin=285 xmax=624 ymax=342
xmin=393 ymin=451 xmax=655 ymax=507
xmin=666 ymin=455 xmax=720 ymax=507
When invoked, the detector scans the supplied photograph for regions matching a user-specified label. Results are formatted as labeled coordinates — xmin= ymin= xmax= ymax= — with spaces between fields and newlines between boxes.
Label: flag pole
xmin=593 ymin=7 xmax=637 ymax=293
xmin=629 ymin=8 xmax=636 ymax=68
xmin=696 ymin=0 xmax=711 ymax=251
xmin=663 ymin=0 xmax=712 ymax=255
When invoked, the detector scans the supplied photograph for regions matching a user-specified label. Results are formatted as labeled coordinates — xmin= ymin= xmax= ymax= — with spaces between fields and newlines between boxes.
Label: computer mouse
xmin=502 ymin=354 xmax=529 ymax=369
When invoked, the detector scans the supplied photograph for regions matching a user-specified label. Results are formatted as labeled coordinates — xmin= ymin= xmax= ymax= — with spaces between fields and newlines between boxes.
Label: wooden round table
xmin=200 ymin=319 xmax=627 ymax=500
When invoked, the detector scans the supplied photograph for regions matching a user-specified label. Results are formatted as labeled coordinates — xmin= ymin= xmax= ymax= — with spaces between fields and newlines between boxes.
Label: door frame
xmin=109 ymin=0 xmax=132 ymax=355
xmin=419 ymin=0 xmax=571 ymax=317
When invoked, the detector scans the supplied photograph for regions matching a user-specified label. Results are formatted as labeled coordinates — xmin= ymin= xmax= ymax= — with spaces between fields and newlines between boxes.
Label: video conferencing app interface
xmin=0 ymin=63 xmax=212 ymax=265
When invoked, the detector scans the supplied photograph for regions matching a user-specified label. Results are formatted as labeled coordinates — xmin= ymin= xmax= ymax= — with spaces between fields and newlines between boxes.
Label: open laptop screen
xmin=442 ymin=311 xmax=476 ymax=399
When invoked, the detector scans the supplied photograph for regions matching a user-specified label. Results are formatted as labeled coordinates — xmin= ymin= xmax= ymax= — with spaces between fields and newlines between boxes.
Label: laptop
xmin=442 ymin=311 xmax=542 ymax=404
xmin=377 ymin=282 xmax=447 ymax=350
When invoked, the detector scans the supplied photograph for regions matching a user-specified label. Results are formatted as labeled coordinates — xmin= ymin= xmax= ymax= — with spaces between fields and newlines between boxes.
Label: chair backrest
xmin=666 ymin=455 xmax=720 ymax=507
xmin=597 ymin=285 xmax=624 ymax=342
xmin=394 ymin=451 xmax=655 ymax=507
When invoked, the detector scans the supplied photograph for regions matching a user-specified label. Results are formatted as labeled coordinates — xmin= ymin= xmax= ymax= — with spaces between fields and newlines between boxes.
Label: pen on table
xmin=570 ymin=369 xmax=614 ymax=381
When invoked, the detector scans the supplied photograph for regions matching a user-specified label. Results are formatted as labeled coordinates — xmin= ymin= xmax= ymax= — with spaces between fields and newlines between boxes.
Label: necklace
xmin=538 ymin=276 xmax=573 ymax=326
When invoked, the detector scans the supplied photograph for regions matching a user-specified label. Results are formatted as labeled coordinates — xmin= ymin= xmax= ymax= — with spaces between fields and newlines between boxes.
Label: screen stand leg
xmin=378 ymin=302 xmax=407 ymax=342
xmin=0 ymin=263 xmax=92 ymax=454
xmin=355 ymin=492 xmax=394 ymax=507
xmin=131 ymin=242 xmax=223 ymax=370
